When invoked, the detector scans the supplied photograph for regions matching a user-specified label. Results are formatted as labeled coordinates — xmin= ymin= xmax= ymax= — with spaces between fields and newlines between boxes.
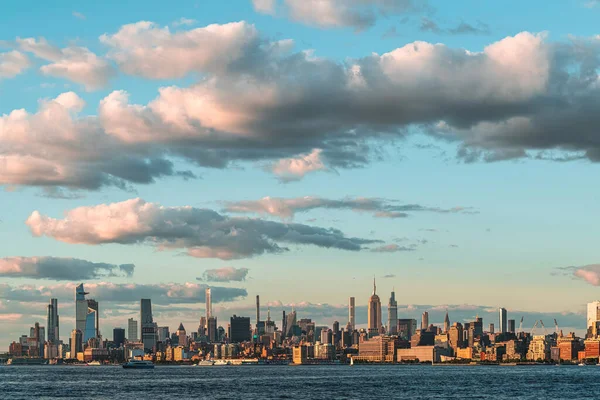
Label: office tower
xmin=198 ymin=317 xmax=207 ymax=337
xmin=421 ymin=312 xmax=429 ymax=331
xmin=368 ymin=278 xmax=382 ymax=336
xmin=207 ymin=316 xmax=217 ymax=342
xmin=75 ymin=284 xmax=89 ymax=334
xmin=387 ymin=290 xmax=398 ymax=335
xmin=86 ymin=299 xmax=99 ymax=341
xmin=157 ymin=326 xmax=170 ymax=342
xmin=499 ymin=307 xmax=507 ymax=334
xmin=448 ymin=322 xmax=463 ymax=351
xmin=230 ymin=315 xmax=251 ymax=343
xmin=285 ymin=309 xmax=297 ymax=338
xmin=489 ymin=323 xmax=495 ymax=334
xmin=127 ymin=318 xmax=138 ymax=341
xmin=333 ymin=321 xmax=340 ymax=345
xmin=398 ymin=319 xmax=417 ymax=340
xmin=348 ymin=297 xmax=356 ymax=331
xmin=508 ymin=319 xmax=516 ymax=333
xmin=282 ymin=311 xmax=287 ymax=338
xmin=177 ymin=323 xmax=188 ymax=347
xmin=141 ymin=299 xmax=156 ymax=352
xmin=444 ymin=311 xmax=450 ymax=334
xmin=206 ymin=287 xmax=212 ymax=320
xmin=587 ymin=301 xmax=600 ymax=337
xmin=113 ymin=328 xmax=125 ymax=347
xmin=47 ymin=298 xmax=59 ymax=343
xmin=256 ymin=295 xmax=260 ymax=325
xmin=70 ymin=329 xmax=83 ymax=355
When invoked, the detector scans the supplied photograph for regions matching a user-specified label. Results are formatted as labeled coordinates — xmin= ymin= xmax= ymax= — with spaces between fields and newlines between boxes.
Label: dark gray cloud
xmin=26 ymin=198 xmax=381 ymax=260
xmin=224 ymin=196 xmax=475 ymax=219
xmin=197 ymin=266 xmax=250 ymax=282
xmin=420 ymin=17 xmax=490 ymax=35
xmin=0 ymin=257 xmax=134 ymax=280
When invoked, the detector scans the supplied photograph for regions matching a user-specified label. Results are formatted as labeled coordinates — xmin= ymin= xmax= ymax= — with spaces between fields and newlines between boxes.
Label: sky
xmin=1 ymin=0 xmax=600 ymax=347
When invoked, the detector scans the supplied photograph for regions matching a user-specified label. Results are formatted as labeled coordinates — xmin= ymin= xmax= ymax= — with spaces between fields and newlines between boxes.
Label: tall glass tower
xmin=387 ymin=290 xmax=398 ymax=335
xmin=141 ymin=299 xmax=156 ymax=352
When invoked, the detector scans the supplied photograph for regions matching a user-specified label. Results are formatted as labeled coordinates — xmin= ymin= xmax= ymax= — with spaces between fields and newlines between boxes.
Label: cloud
xmin=584 ymin=0 xmax=600 ymax=8
xmin=252 ymin=0 xmax=277 ymax=14
xmin=26 ymin=198 xmax=381 ymax=260
xmin=382 ymin=274 xmax=396 ymax=278
xmin=172 ymin=18 xmax=196 ymax=27
xmin=197 ymin=266 xmax=249 ymax=282
xmin=0 ymin=282 xmax=247 ymax=304
xmin=277 ymin=0 xmax=419 ymax=30
xmin=564 ymin=264 xmax=600 ymax=286
xmin=0 ymin=51 xmax=31 ymax=79
xmin=17 ymin=37 xmax=115 ymax=90
xmin=0 ymin=257 xmax=134 ymax=280
xmin=270 ymin=149 xmax=328 ymax=181
xmin=224 ymin=196 xmax=474 ymax=219
xmin=72 ymin=11 xmax=86 ymax=20
xmin=371 ymin=244 xmax=415 ymax=252
xmin=420 ymin=17 xmax=490 ymax=35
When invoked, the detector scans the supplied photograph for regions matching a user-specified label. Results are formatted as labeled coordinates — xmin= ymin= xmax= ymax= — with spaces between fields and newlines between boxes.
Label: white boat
xmin=214 ymin=360 xmax=230 ymax=366
xmin=350 ymin=357 xmax=354 ymax=366
xmin=578 ymin=362 xmax=586 ymax=366
xmin=197 ymin=360 xmax=214 ymax=366
xmin=122 ymin=360 xmax=155 ymax=369
xmin=87 ymin=361 xmax=102 ymax=366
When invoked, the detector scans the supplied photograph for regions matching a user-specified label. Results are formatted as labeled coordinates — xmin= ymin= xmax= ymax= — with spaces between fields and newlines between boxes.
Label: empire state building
xmin=368 ymin=277 xmax=382 ymax=337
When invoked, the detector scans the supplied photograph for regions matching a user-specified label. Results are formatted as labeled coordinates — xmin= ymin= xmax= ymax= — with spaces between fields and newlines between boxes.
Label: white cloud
xmin=172 ymin=17 xmax=196 ymax=27
xmin=72 ymin=11 xmax=86 ymax=20
xmin=271 ymin=149 xmax=327 ymax=182
xmin=0 ymin=51 xmax=31 ymax=79
xmin=0 ymin=257 xmax=134 ymax=280
xmin=252 ymin=0 xmax=277 ymax=14
xmin=198 ymin=266 xmax=249 ymax=282
xmin=572 ymin=265 xmax=600 ymax=286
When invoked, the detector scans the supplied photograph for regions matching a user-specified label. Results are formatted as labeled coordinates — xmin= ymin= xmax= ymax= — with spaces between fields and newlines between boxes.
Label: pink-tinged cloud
xmin=26 ymin=198 xmax=381 ymax=259
xmin=0 ymin=313 xmax=23 ymax=322
xmin=198 ymin=266 xmax=249 ymax=282
xmin=0 ymin=50 xmax=31 ymax=79
xmin=0 ymin=257 xmax=134 ymax=280
xmin=271 ymin=149 xmax=327 ymax=182
xmin=573 ymin=265 xmax=600 ymax=286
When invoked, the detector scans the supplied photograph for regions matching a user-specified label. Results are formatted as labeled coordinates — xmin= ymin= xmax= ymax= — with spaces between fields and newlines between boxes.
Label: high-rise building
xmin=157 ymin=326 xmax=170 ymax=342
xmin=46 ymin=298 xmax=59 ymax=343
xmin=387 ymin=290 xmax=398 ymax=335
xmin=230 ymin=315 xmax=251 ymax=343
xmin=368 ymin=278 xmax=382 ymax=336
xmin=489 ymin=323 xmax=495 ymax=334
xmin=207 ymin=316 xmax=218 ymax=342
xmin=70 ymin=329 xmax=82 ymax=356
xmin=285 ymin=309 xmax=297 ymax=338
xmin=348 ymin=297 xmax=356 ymax=331
xmin=443 ymin=311 xmax=450 ymax=334
xmin=499 ymin=307 xmax=507 ymax=334
xmin=448 ymin=322 xmax=463 ymax=351
xmin=198 ymin=317 xmax=207 ymax=337
xmin=75 ymin=284 xmax=89 ymax=335
xmin=587 ymin=301 xmax=600 ymax=337
xmin=113 ymin=328 xmax=125 ymax=347
xmin=256 ymin=295 xmax=260 ymax=326
xmin=421 ymin=312 xmax=429 ymax=331
xmin=177 ymin=323 xmax=188 ymax=347
xmin=85 ymin=299 xmax=99 ymax=341
xmin=127 ymin=318 xmax=138 ymax=341
xmin=398 ymin=319 xmax=417 ymax=340
xmin=508 ymin=319 xmax=516 ymax=333
xmin=206 ymin=288 xmax=212 ymax=320
xmin=141 ymin=299 xmax=156 ymax=352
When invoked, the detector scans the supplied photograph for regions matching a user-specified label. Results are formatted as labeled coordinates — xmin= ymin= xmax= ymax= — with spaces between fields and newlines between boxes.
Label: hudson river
xmin=2 ymin=365 xmax=600 ymax=399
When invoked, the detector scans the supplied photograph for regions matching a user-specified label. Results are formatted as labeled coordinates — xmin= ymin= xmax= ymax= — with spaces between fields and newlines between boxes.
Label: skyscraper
xmin=285 ymin=308 xmax=297 ymax=338
xmin=205 ymin=287 xmax=212 ymax=320
xmin=348 ymin=297 xmax=355 ymax=331
xmin=141 ymin=299 xmax=156 ymax=352
xmin=444 ymin=311 xmax=450 ymax=334
xmin=256 ymin=295 xmax=260 ymax=325
xmin=587 ymin=301 xmax=600 ymax=337
xmin=177 ymin=323 xmax=188 ymax=347
xmin=207 ymin=316 xmax=217 ymax=342
xmin=46 ymin=298 xmax=59 ymax=343
xmin=70 ymin=329 xmax=82 ymax=356
xmin=367 ymin=278 xmax=382 ymax=336
xmin=127 ymin=318 xmax=138 ymax=341
xmin=86 ymin=299 xmax=99 ymax=341
xmin=421 ymin=312 xmax=429 ymax=331
xmin=113 ymin=328 xmax=125 ymax=347
xmin=75 ymin=284 xmax=89 ymax=334
xmin=499 ymin=307 xmax=507 ymax=334
xmin=508 ymin=319 xmax=516 ymax=333
xmin=387 ymin=290 xmax=398 ymax=335
xmin=230 ymin=315 xmax=251 ymax=343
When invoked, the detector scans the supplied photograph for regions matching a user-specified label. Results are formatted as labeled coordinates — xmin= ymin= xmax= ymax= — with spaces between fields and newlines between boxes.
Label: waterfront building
xmin=387 ymin=290 xmax=398 ymax=335
xmin=230 ymin=315 xmax=251 ymax=343
xmin=421 ymin=312 xmax=429 ymax=331
xmin=140 ymin=299 xmax=156 ymax=352
xmin=127 ymin=318 xmax=138 ymax=341
xmin=70 ymin=329 xmax=83 ymax=356
xmin=499 ymin=308 xmax=507 ymax=334
xmin=113 ymin=328 xmax=125 ymax=348
xmin=349 ymin=297 xmax=356 ymax=331
xmin=584 ymin=338 xmax=600 ymax=358
xmin=357 ymin=336 xmax=397 ymax=363
xmin=397 ymin=346 xmax=450 ymax=363
xmin=397 ymin=319 xmax=417 ymax=340
xmin=557 ymin=332 xmax=580 ymax=361
xmin=368 ymin=278 xmax=382 ymax=337
xmin=526 ymin=335 xmax=550 ymax=361
xmin=587 ymin=301 xmax=600 ymax=337
xmin=46 ymin=298 xmax=59 ymax=344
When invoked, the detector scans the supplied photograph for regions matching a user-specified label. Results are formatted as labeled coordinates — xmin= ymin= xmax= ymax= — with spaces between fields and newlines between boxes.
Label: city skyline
xmin=3 ymin=0 xmax=600 ymax=348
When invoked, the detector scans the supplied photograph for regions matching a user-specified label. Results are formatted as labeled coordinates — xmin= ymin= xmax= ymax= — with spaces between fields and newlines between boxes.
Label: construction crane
xmin=530 ymin=320 xmax=539 ymax=335
xmin=553 ymin=319 xmax=560 ymax=335
xmin=539 ymin=320 xmax=549 ymax=335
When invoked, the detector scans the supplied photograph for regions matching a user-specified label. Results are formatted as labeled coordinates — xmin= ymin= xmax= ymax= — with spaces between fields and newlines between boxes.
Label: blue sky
xmin=1 ymin=0 xmax=600 ymax=346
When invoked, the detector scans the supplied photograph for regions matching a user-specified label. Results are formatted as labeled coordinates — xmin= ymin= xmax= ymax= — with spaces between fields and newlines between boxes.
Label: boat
xmin=87 ymin=361 xmax=102 ymax=366
xmin=197 ymin=360 xmax=214 ymax=366
xmin=578 ymin=362 xmax=586 ymax=366
xmin=122 ymin=360 xmax=155 ymax=369
xmin=214 ymin=360 xmax=230 ymax=366
xmin=350 ymin=357 xmax=354 ymax=366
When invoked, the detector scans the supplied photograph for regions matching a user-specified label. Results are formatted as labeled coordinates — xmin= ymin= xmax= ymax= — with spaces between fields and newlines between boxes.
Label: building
xmin=499 ymin=308 xmax=507 ymax=334
xmin=557 ymin=332 xmax=580 ymax=361
xmin=397 ymin=319 xmax=416 ymax=341
xmin=127 ymin=318 xmax=138 ymax=341
xmin=75 ymin=284 xmax=89 ymax=335
xmin=584 ymin=338 xmax=600 ymax=358
xmin=207 ymin=316 xmax=218 ymax=343
xmin=157 ymin=326 xmax=170 ymax=342
xmin=285 ymin=309 xmax=297 ymax=338
xmin=448 ymin=322 xmax=463 ymax=352
xmin=46 ymin=298 xmax=59 ymax=344
xmin=140 ymin=299 xmax=156 ymax=352
xmin=526 ymin=335 xmax=550 ymax=361
xmin=489 ymin=323 xmax=495 ymax=334
xmin=443 ymin=312 xmax=450 ymax=334
xmin=508 ymin=319 xmax=516 ymax=333
xmin=176 ymin=323 xmax=188 ymax=347
xmin=348 ymin=297 xmax=356 ymax=331
xmin=397 ymin=346 xmax=450 ymax=363
xmin=113 ymin=328 xmax=126 ymax=348
xmin=368 ymin=278 xmax=382 ymax=337
xmin=587 ymin=301 xmax=600 ymax=337
xmin=411 ymin=330 xmax=435 ymax=347
xmin=206 ymin=287 xmax=212 ymax=320
xmin=70 ymin=329 xmax=83 ymax=356
xmin=421 ymin=312 xmax=429 ymax=331
xmin=357 ymin=336 xmax=397 ymax=363
xmin=85 ymin=299 xmax=99 ymax=342
xmin=387 ymin=290 xmax=398 ymax=335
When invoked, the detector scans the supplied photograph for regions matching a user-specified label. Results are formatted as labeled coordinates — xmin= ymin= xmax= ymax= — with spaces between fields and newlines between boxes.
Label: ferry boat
xmin=87 ymin=361 xmax=102 ymax=366
xmin=214 ymin=360 xmax=230 ymax=366
xmin=197 ymin=360 xmax=214 ymax=366
xmin=122 ymin=360 xmax=155 ymax=369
